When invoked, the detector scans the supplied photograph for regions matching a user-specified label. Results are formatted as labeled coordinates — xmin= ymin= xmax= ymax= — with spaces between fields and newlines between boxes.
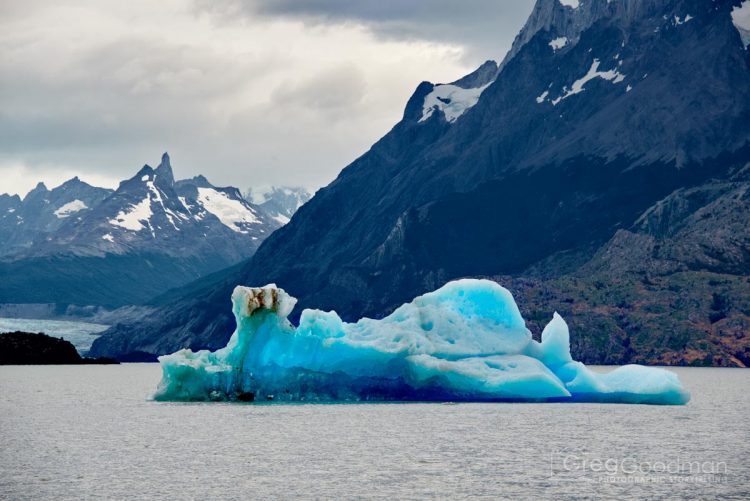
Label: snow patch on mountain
xmin=108 ymin=180 xmax=177 ymax=235
xmin=672 ymin=14 xmax=693 ymax=26
xmin=54 ymin=200 xmax=87 ymax=218
xmin=196 ymin=187 xmax=258 ymax=233
xmin=558 ymin=0 xmax=579 ymax=9
xmin=145 ymin=180 xmax=179 ymax=230
xmin=549 ymin=37 xmax=569 ymax=51
xmin=550 ymin=59 xmax=626 ymax=105
xmin=420 ymin=83 xmax=491 ymax=123
xmin=177 ymin=196 xmax=193 ymax=214
xmin=109 ymin=195 xmax=154 ymax=233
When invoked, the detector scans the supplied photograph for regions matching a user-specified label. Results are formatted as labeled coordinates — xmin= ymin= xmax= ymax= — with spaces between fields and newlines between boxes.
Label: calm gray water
xmin=0 ymin=318 xmax=109 ymax=353
xmin=0 ymin=365 xmax=748 ymax=500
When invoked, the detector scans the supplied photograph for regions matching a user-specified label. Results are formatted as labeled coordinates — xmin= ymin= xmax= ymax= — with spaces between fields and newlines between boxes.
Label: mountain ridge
xmin=0 ymin=154 xmax=310 ymax=308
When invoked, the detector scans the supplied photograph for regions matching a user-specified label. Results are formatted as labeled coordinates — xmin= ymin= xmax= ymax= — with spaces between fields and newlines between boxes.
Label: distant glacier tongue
xmin=153 ymin=280 xmax=690 ymax=405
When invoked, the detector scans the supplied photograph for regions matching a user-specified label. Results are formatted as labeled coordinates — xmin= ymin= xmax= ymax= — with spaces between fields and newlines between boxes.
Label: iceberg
xmin=154 ymin=279 xmax=690 ymax=405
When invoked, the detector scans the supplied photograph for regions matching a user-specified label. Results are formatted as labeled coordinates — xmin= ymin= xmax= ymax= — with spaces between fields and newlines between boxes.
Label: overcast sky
xmin=0 ymin=0 xmax=534 ymax=198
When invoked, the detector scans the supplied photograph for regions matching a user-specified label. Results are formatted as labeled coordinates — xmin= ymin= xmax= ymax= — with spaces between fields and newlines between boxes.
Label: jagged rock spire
xmin=155 ymin=151 xmax=175 ymax=185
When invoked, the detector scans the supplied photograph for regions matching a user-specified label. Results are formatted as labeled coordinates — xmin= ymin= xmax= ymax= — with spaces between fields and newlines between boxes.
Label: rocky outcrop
xmin=0 ymin=332 xmax=118 ymax=365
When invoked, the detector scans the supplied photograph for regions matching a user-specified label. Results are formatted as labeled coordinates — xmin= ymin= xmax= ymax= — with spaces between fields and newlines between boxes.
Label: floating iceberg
xmin=154 ymin=280 xmax=690 ymax=405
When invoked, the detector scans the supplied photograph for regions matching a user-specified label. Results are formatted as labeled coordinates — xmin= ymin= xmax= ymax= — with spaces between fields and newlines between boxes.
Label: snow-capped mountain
xmin=0 ymin=178 xmax=113 ymax=256
xmin=24 ymin=153 xmax=280 ymax=263
xmin=93 ymin=0 xmax=750 ymax=363
xmin=245 ymin=186 xmax=312 ymax=224
xmin=0 ymin=153 xmax=306 ymax=307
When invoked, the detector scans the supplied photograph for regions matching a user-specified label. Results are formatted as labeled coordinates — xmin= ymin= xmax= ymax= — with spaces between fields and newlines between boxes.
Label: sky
xmin=0 ymin=0 xmax=535 ymax=198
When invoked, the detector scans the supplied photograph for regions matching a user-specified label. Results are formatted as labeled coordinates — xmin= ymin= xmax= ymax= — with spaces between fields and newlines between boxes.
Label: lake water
xmin=0 ymin=365 xmax=747 ymax=499
xmin=0 ymin=318 xmax=109 ymax=354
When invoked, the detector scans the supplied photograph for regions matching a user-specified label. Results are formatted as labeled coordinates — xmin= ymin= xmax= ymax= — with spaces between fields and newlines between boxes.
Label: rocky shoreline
xmin=0 ymin=331 xmax=118 ymax=365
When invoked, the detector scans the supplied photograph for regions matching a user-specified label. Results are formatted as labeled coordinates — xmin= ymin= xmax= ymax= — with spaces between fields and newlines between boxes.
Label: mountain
xmin=90 ymin=0 xmax=750 ymax=365
xmin=245 ymin=186 xmax=312 ymax=225
xmin=0 ymin=178 xmax=113 ymax=256
xmin=0 ymin=153 xmax=285 ymax=307
xmin=19 ymin=153 xmax=279 ymax=262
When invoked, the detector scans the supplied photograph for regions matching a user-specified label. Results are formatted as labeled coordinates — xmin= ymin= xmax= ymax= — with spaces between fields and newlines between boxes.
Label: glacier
xmin=154 ymin=279 xmax=690 ymax=405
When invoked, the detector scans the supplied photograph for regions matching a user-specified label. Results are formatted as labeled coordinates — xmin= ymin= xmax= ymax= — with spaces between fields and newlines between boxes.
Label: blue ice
xmin=154 ymin=279 xmax=690 ymax=405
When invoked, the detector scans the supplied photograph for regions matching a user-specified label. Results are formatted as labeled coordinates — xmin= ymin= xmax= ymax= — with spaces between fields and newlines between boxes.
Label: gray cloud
xmin=197 ymin=0 xmax=535 ymax=65
xmin=270 ymin=63 xmax=367 ymax=114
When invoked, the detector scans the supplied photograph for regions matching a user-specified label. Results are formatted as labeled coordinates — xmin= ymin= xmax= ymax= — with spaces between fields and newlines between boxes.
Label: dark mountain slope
xmin=0 ymin=253 xmax=228 ymax=308
xmin=91 ymin=0 xmax=750 ymax=361
xmin=506 ymin=163 xmax=750 ymax=367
